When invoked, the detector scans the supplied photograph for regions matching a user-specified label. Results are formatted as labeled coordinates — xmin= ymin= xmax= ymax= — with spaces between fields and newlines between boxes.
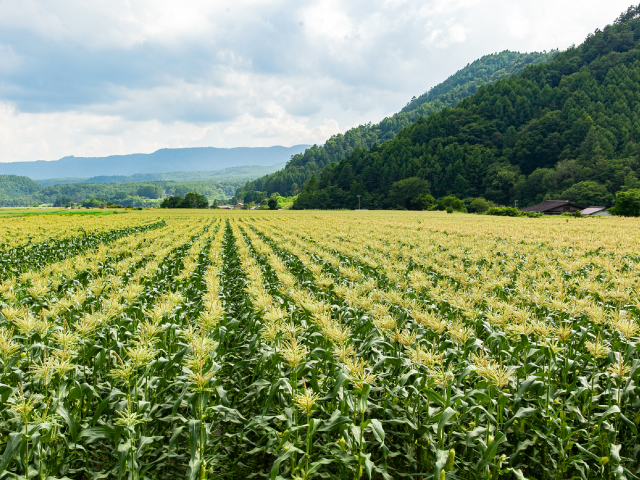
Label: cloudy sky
xmin=0 ymin=0 xmax=633 ymax=162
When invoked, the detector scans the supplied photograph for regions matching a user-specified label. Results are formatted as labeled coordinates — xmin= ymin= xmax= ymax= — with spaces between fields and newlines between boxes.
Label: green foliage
xmin=615 ymin=4 xmax=640 ymax=23
xmin=268 ymin=197 xmax=278 ymax=210
xmin=485 ymin=206 xmax=523 ymax=216
xmin=183 ymin=192 xmax=209 ymax=208
xmin=37 ymin=164 xmax=285 ymax=186
xmin=560 ymin=181 xmax=613 ymax=206
xmin=160 ymin=192 xmax=209 ymax=209
xmin=240 ymin=50 xmax=555 ymax=200
xmin=0 ymin=175 xmax=42 ymax=197
xmin=290 ymin=14 xmax=640 ymax=210
xmin=412 ymin=193 xmax=436 ymax=211
xmin=610 ymin=188 xmax=640 ymax=216
xmin=439 ymin=196 xmax=466 ymax=212
xmin=523 ymin=211 xmax=545 ymax=217
xmin=388 ymin=177 xmax=431 ymax=210
xmin=53 ymin=197 xmax=73 ymax=207
xmin=466 ymin=197 xmax=495 ymax=213
xmin=136 ymin=184 xmax=163 ymax=199
xmin=160 ymin=196 xmax=184 ymax=208
xmin=1 ymin=212 xmax=639 ymax=479
xmin=0 ymin=175 xmax=44 ymax=207
xmin=0 ymin=179 xmax=237 ymax=207
xmin=81 ymin=197 xmax=106 ymax=208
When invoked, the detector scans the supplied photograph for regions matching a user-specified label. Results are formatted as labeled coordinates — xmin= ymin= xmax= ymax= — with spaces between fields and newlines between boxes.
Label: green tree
xmin=183 ymin=192 xmax=209 ymax=208
xmin=409 ymin=193 xmax=436 ymax=211
xmin=82 ymin=197 xmax=106 ymax=208
xmin=160 ymin=196 xmax=184 ymax=208
xmin=388 ymin=177 xmax=431 ymax=209
xmin=268 ymin=197 xmax=278 ymax=210
xmin=610 ymin=188 xmax=640 ymax=216
xmin=560 ymin=181 xmax=612 ymax=206
xmin=439 ymin=196 xmax=466 ymax=212
xmin=136 ymin=185 xmax=163 ymax=199
xmin=54 ymin=196 xmax=73 ymax=207
xmin=467 ymin=197 xmax=494 ymax=213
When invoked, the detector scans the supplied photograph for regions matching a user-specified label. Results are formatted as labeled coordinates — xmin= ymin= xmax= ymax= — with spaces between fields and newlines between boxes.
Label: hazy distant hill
xmin=36 ymin=164 xmax=286 ymax=186
xmin=0 ymin=146 xmax=309 ymax=180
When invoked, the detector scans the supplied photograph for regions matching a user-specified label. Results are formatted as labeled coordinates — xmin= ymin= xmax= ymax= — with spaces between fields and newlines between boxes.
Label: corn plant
xmin=0 ymin=210 xmax=639 ymax=480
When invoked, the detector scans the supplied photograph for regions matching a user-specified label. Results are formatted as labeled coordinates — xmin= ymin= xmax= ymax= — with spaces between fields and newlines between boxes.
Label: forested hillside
xmin=294 ymin=9 xmax=640 ymax=210
xmin=0 ymin=175 xmax=42 ymax=199
xmin=32 ymin=180 xmax=239 ymax=206
xmin=238 ymin=50 xmax=555 ymax=201
xmin=0 ymin=174 xmax=241 ymax=207
xmin=36 ymin=164 xmax=285 ymax=186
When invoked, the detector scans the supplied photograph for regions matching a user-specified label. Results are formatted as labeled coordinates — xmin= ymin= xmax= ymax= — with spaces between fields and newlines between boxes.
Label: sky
xmin=0 ymin=0 xmax=634 ymax=162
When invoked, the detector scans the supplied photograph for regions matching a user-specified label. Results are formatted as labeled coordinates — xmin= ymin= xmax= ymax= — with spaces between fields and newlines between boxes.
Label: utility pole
xmin=357 ymin=195 xmax=361 ymax=210
xmin=515 ymin=200 xmax=518 ymax=209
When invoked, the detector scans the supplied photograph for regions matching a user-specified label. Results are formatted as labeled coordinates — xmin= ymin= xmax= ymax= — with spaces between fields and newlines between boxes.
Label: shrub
xmin=410 ymin=193 xmax=436 ymax=211
xmin=523 ymin=211 xmax=544 ymax=218
xmin=446 ymin=206 xmax=454 ymax=214
xmin=439 ymin=196 xmax=466 ymax=212
xmin=82 ymin=197 xmax=106 ymax=208
xmin=485 ymin=206 xmax=522 ymax=217
xmin=466 ymin=197 xmax=494 ymax=213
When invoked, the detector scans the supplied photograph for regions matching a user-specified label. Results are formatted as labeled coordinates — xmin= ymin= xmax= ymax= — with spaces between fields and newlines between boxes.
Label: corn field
xmin=0 ymin=210 xmax=639 ymax=480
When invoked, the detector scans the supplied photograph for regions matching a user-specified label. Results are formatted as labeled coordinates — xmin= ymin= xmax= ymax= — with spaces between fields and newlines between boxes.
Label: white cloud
xmin=0 ymin=101 xmax=341 ymax=161
xmin=0 ymin=0 xmax=635 ymax=161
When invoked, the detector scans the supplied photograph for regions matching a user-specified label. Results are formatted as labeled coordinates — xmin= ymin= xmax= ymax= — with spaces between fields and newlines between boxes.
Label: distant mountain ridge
xmin=0 ymin=146 xmax=310 ymax=180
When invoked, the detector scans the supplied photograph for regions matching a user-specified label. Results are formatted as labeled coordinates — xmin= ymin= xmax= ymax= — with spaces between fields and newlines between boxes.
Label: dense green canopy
xmin=294 ymin=13 xmax=640 ymax=210
xmin=0 ymin=175 xmax=240 ymax=207
xmin=238 ymin=50 xmax=555 ymax=200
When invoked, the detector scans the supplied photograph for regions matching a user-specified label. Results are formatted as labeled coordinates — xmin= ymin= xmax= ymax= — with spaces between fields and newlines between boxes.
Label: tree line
xmin=0 ymin=176 xmax=241 ymax=207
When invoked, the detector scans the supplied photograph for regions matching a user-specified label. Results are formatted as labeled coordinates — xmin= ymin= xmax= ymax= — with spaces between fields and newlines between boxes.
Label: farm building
xmin=522 ymin=200 xmax=612 ymax=216
xmin=522 ymin=200 xmax=585 ymax=215
xmin=579 ymin=206 xmax=612 ymax=216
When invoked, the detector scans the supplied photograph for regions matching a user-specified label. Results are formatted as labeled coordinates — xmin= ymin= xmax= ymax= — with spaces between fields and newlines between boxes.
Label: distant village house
xmin=522 ymin=200 xmax=611 ymax=216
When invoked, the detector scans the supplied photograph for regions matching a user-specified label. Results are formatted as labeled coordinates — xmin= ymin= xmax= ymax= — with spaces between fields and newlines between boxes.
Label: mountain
xmin=293 ymin=8 xmax=640 ymax=210
xmin=0 ymin=146 xmax=309 ymax=180
xmin=237 ymin=50 xmax=556 ymax=201
xmin=0 ymin=176 xmax=245 ymax=207
xmin=0 ymin=175 xmax=43 ymax=204
xmin=31 ymin=180 xmax=241 ymax=206
xmin=35 ymin=164 xmax=286 ymax=186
